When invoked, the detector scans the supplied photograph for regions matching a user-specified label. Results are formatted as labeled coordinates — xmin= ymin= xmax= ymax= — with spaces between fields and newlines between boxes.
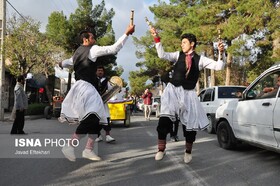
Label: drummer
xmin=95 ymin=66 xmax=116 ymax=143
xmin=58 ymin=24 xmax=135 ymax=162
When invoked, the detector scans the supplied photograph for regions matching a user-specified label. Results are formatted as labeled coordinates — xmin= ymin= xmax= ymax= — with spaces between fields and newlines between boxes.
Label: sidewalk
xmin=2 ymin=112 xmax=44 ymax=122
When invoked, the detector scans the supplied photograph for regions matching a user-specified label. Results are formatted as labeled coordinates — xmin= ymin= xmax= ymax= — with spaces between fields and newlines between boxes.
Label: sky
xmin=6 ymin=0 xmax=164 ymax=83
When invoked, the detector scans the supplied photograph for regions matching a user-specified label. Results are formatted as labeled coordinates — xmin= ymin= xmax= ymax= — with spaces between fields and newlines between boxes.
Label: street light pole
xmin=158 ymin=74 xmax=163 ymax=96
xmin=0 ymin=0 xmax=6 ymax=120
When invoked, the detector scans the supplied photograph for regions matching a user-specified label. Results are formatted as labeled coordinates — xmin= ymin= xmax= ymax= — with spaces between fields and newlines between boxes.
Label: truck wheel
xmin=206 ymin=115 xmax=215 ymax=134
xmin=124 ymin=117 xmax=130 ymax=127
xmin=54 ymin=109 xmax=61 ymax=118
xmin=217 ymin=120 xmax=237 ymax=150
xmin=44 ymin=106 xmax=52 ymax=120
xmin=155 ymin=105 xmax=160 ymax=118
xmin=124 ymin=107 xmax=130 ymax=127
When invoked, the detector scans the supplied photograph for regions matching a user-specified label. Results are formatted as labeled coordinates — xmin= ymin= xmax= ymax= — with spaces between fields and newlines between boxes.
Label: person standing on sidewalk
xmin=10 ymin=75 xmax=28 ymax=135
xmin=58 ymin=24 xmax=135 ymax=162
xmin=150 ymin=27 xmax=225 ymax=163
xmin=141 ymin=88 xmax=153 ymax=120
xmin=95 ymin=66 xmax=115 ymax=143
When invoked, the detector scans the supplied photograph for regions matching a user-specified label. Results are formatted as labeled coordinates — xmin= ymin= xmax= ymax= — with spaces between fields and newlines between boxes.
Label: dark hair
xmin=79 ymin=30 xmax=93 ymax=44
xmin=97 ymin=65 xmax=105 ymax=71
xmin=17 ymin=75 xmax=25 ymax=82
xmin=181 ymin=33 xmax=197 ymax=48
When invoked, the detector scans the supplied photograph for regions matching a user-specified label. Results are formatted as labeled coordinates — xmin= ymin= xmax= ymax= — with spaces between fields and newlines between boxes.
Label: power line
xmin=50 ymin=0 xmax=60 ymax=11
xmin=50 ymin=0 xmax=76 ymax=17
xmin=6 ymin=0 xmax=27 ymax=22
xmin=59 ymin=0 xmax=71 ymax=15
xmin=68 ymin=0 xmax=77 ymax=12
xmin=52 ymin=0 xmax=69 ymax=15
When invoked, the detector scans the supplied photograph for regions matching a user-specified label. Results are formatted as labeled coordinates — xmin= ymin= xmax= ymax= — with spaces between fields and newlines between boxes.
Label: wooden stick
xmin=145 ymin=17 xmax=152 ymax=28
xmin=218 ymin=29 xmax=222 ymax=42
xmin=130 ymin=10 xmax=134 ymax=25
xmin=217 ymin=29 xmax=223 ymax=60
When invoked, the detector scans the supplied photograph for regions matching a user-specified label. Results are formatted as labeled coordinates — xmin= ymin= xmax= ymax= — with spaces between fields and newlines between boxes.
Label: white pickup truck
xmin=216 ymin=63 xmax=280 ymax=153
xmin=198 ymin=86 xmax=246 ymax=134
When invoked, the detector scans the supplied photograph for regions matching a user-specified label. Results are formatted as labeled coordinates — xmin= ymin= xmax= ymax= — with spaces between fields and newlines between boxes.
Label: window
xmin=203 ymin=89 xmax=214 ymax=102
xmin=198 ymin=90 xmax=206 ymax=101
xmin=218 ymin=87 xmax=246 ymax=98
xmin=247 ymin=71 xmax=280 ymax=99
xmin=153 ymin=97 xmax=160 ymax=103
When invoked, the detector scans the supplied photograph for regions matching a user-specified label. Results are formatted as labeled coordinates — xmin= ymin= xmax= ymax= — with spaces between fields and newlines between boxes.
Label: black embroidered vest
xmin=97 ymin=77 xmax=109 ymax=96
xmin=73 ymin=45 xmax=98 ymax=88
xmin=170 ymin=52 xmax=201 ymax=90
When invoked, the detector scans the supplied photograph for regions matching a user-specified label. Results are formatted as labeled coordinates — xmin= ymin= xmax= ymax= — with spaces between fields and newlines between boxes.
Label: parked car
xmin=136 ymin=98 xmax=144 ymax=111
xmin=138 ymin=96 xmax=161 ymax=117
xmin=151 ymin=96 xmax=161 ymax=118
xmin=215 ymin=63 xmax=280 ymax=153
xmin=198 ymin=86 xmax=246 ymax=134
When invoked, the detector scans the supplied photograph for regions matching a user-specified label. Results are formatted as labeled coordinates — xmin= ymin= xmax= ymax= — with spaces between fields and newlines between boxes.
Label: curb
xmin=4 ymin=114 xmax=45 ymax=122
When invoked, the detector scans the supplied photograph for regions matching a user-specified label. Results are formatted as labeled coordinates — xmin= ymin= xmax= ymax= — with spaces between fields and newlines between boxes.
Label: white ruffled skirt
xmin=160 ymin=83 xmax=209 ymax=131
xmin=59 ymin=80 xmax=107 ymax=124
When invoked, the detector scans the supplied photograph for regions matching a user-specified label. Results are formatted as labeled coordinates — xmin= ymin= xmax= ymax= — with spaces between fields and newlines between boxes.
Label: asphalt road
xmin=0 ymin=113 xmax=280 ymax=186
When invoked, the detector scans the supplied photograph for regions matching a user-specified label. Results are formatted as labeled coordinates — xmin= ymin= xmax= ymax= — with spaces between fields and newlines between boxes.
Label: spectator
xmin=260 ymin=75 xmax=280 ymax=98
xmin=142 ymin=88 xmax=153 ymax=120
xmin=95 ymin=66 xmax=115 ymax=143
xmin=10 ymin=75 xmax=28 ymax=135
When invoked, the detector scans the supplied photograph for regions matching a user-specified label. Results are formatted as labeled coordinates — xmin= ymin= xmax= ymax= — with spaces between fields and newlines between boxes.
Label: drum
xmin=101 ymin=76 xmax=123 ymax=103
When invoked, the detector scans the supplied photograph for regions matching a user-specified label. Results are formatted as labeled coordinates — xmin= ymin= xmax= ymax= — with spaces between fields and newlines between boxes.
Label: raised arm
xmin=89 ymin=24 xmax=135 ymax=62
xmin=200 ymin=42 xmax=226 ymax=70
xmin=150 ymin=27 xmax=179 ymax=63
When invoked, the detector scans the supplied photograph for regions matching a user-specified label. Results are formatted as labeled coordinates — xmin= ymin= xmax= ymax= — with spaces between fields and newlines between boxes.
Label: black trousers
xmin=97 ymin=117 xmax=111 ymax=136
xmin=76 ymin=114 xmax=100 ymax=135
xmin=11 ymin=110 xmax=25 ymax=134
xmin=170 ymin=118 xmax=179 ymax=137
xmin=157 ymin=117 xmax=197 ymax=143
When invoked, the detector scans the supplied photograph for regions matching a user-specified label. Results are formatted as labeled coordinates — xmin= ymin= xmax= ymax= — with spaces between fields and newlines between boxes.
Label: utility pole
xmin=0 ymin=0 xmax=6 ymax=120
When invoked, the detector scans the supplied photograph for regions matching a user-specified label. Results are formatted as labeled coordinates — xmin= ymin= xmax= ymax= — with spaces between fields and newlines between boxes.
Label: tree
xmin=132 ymin=0 xmax=225 ymax=90
xmin=5 ymin=15 xmax=42 ymax=76
xmin=5 ymin=15 xmax=67 ymax=103
xmin=46 ymin=0 xmax=124 ymax=86
xmin=131 ymin=0 xmax=279 ymax=90
xmin=32 ymin=36 xmax=66 ymax=103
xmin=66 ymin=0 xmax=115 ymax=50
xmin=129 ymin=70 xmax=150 ymax=96
xmin=46 ymin=11 xmax=70 ymax=47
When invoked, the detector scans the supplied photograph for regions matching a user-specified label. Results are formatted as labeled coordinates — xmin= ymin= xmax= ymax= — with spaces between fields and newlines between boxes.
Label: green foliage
xmin=67 ymin=0 xmax=115 ymax=49
xmin=129 ymin=0 xmax=280 ymax=90
xmin=129 ymin=71 xmax=150 ymax=96
xmin=46 ymin=11 xmax=70 ymax=47
xmin=46 ymin=0 xmax=120 ymax=77
xmin=5 ymin=15 xmax=66 ymax=79
xmin=5 ymin=16 xmax=42 ymax=76
xmin=26 ymin=103 xmax=48 ymax=115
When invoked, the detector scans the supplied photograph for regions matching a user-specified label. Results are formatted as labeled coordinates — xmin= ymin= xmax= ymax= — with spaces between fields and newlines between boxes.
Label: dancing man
xmin=59 ymin=24 xmax=135 ymax=162
xmin=150 ymin=27 xmax=225 ymax=163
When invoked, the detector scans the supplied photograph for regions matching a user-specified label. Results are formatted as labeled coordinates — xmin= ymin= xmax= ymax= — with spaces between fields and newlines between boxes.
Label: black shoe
xmin=174 ymin=136 xmax=179 ymax=142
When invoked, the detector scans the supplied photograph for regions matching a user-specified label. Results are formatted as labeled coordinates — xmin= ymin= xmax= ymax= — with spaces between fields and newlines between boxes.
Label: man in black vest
xmin=59 ymin=24 xmax=135 ymax=162
xmin=95 ymin=66 xmax=115 ymax=143
xmin=150 ymin=27 xmax=225 ymax=163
